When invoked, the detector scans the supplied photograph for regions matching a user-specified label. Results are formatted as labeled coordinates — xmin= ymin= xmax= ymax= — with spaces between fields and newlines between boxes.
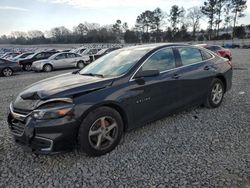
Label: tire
xmin=205 ymin=78 xmax=225 ymax=108
xmin=24 ymin=64 xmax=32 ymax=71
xmin=77 ymin=61 xmax=85 ymax=69
xmin=43 ymin=64 xmax=53 ymax=72
xmin=2 ymin=67 xmax=13 ymax=77
xmin=78 ymin=107 xmax=124 ymax=156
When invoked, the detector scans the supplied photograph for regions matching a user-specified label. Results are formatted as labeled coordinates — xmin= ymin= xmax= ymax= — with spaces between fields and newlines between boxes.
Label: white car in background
xmin=31 ymin=52 xmax=90 ymax=72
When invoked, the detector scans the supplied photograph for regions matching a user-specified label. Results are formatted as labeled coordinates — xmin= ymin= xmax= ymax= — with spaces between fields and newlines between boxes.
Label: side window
xmin=55 ymin=54 xmax=66 ymax=60
xmin=178 ymin=48 xmax=203 ymax=66
xmin=141 ymin=48 xmax=176 ymax=72
xmin=35 ymin=53 xmax=44 ymax=59
xmin=44 ymin=53 xmax=53 ymax=58
xmin=201 ymin=50 xmax=213 ymax=60
xmin=80 ymin=49 xmax=86 ymax=54
xmin=67 ymin=53 xmax=76 ymax=58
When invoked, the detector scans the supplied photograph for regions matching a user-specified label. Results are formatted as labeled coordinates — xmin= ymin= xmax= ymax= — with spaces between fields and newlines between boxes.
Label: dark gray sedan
xmin=0 ymin=58 xmax=22 ymax=77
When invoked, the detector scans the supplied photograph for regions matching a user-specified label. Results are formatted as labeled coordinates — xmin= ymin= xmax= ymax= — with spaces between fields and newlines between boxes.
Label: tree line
xmin=0 ymin=0 xmax=248 ymax=44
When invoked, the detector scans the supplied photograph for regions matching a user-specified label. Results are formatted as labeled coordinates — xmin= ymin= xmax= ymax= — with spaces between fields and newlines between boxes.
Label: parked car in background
xmin=72 ymin=47 xmax=87 ymax=54
xmin=18 ymin=51 xmax=58 ymax=71
xmin=1 ymin=52 xmax=20 ymax=60
xmin=81 ymin=48 xmax=102 ymax=56
xmin=90 ymin=47 xmax=121 ymax=62
xmin=0 ymin=58 xmax=22 ymax=77
xmin=8 ymin=44 xmax=232 ymax=156
xmin=196 ymin=44 xmax=232 ymax=61
xmin=31 ymin=52 xmax=90 ymax=72
xmin=10 ymin=52 xmax=34 ymax=62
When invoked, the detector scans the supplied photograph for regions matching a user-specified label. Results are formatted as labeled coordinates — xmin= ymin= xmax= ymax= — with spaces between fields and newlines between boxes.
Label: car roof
xmin=119 ymin=43 xmax=189 ymax=51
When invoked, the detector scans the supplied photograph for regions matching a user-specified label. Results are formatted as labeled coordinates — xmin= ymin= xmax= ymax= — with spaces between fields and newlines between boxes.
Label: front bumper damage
xmin=7 ymin=104 xmax=79 ymax=154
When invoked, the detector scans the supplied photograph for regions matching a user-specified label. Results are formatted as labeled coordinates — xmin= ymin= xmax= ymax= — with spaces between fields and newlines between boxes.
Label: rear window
xmin=178 ymin=47 xmax=203 ymax=66
xmin=206 ymin=46 xmax=222 ymax=52
xmin=200 ymin=50 xmax=213 ymax=60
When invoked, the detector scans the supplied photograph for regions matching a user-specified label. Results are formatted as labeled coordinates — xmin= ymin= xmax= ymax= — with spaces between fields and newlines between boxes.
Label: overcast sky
xmin=0 ymin=0 xmax=250 ymax=35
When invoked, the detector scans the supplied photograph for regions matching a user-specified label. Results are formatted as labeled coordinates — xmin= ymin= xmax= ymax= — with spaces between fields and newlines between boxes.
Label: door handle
xmin=204 ymin=66 xmax=210 ymax=70
xmin=172 ymin=73 xmax=180 ymax=79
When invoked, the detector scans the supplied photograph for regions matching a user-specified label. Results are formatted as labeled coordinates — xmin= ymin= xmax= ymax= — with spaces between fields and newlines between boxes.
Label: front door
xmin=127 ymin=48 xmax=183 ymax=127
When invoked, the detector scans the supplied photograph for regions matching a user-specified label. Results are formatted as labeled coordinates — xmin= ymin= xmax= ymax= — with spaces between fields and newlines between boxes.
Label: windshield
xmin=79 ymin=47 xmax=152 ymax=77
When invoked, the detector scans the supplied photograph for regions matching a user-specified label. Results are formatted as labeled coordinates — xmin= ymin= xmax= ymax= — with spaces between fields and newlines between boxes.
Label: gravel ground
xmin=0 ymin=50 xmax=250 ymax=187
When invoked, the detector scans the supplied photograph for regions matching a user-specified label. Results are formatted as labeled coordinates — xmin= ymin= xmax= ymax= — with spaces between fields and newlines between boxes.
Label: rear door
xmin=66 ymin=53 xmax=78 ymax=67
xmin=175 ymin=47 xmax=215 ymax=106
xmin=52 ymin=53 xmax=67 ymax=68
xmin=128 ymin=47 xmax=183 ymax=126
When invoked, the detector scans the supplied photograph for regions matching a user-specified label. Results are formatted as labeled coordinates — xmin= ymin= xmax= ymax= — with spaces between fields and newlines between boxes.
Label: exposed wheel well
xmin=216 ymin=75 xmax=227 ymax=91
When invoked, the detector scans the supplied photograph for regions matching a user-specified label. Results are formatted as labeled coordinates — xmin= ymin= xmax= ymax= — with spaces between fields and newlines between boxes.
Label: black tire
xmin=205 ymin=78 xmax=225 ymax=108
xmin=2 ymin=67 xmax=13 ymax=77
xmin=24 ymin=64 xmax=32 ymax=71
xmin=43 ymin=64 xmax=53 ymax=72
xmin=77 ymin=61 xmax=85 ymax=69
xmin=78 ymin=107 xmax=124 ymax=156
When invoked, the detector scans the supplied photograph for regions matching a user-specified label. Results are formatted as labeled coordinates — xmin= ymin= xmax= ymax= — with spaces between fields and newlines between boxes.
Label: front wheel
xmin=205 ymin=78 xmax=225 ymax=108
xmin=2 ymin=68 xmax=13 ymax=77
xmin=24 ymin=64 xmax=32 ymax=71
xmin=43 ymin=64 xmax=53 ymax=72
xmin=77 ymin=61 xmax=85 ymax=69
xmin=78 ymin=107 xmax=124 ymax=156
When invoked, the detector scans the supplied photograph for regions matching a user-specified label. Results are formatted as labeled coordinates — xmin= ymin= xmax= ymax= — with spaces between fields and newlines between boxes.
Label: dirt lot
xmin=0 ymin=49 xmax=250 ymax=187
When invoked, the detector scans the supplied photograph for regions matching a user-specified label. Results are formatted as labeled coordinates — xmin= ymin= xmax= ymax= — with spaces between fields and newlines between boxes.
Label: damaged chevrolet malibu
xmin=8 ymin=43 xmax=232 ymax=156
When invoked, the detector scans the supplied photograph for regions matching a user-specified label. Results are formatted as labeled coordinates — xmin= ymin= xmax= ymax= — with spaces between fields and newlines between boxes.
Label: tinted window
xmin=178 ymin=48 xmax=203 ymax=65
xmin=206 ymin=46 xmax=222 ymax=52
xmin=80 ymin=49 xmax=86 ymax=54
xmin=201 ymin=50 xmax=213 ymax=60
xmin=55 ymin=54 xmax=66 ymax=60
xmin=141 ymin=48 xmax=176 ymax=72
xmin=35 ymin=53 xmax=45 ymax=59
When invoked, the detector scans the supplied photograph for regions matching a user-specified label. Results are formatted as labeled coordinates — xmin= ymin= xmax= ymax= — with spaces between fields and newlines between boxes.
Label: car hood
xmin=13 ymin=72 xmax=114 ymax=111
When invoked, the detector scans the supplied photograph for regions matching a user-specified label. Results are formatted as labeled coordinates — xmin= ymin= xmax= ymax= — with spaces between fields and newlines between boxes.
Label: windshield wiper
xmin=80 ymin=73 xmax=104 ymax=78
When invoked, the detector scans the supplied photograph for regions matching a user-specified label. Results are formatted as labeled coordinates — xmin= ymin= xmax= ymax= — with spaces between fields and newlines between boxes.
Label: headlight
xmin=32 ymin=105 xmax=74 ymax=120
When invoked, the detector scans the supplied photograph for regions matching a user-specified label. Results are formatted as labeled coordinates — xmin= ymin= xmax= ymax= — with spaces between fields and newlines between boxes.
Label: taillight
xmin=17 ymin=61 xmax=20 ymax=65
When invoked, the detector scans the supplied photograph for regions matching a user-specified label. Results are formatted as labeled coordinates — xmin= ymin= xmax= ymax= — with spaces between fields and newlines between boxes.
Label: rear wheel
xmin=77 ymin=61 xmax=85 ymax=69
xmin=205 ymin=78 xmax=225 ymax=108
xmin=43 ymin=64 xmax=53 ymax=72
xmin=78 ymin=107 xmax=124 ymax=156
xmin=24 ymin=64 xmax=32 ymax=71
xmin=2 ymin=68 xmax=13 ymax=77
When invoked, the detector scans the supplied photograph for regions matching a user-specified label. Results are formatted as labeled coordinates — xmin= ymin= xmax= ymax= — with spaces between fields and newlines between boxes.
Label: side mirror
xmin=134 ymin=70 xmax=159 ymax=79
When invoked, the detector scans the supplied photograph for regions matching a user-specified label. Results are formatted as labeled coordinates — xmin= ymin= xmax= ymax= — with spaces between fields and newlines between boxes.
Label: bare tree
xmin=27 ymin=30 xmax=44 ymax=38
xmin=187 ymin=7 xmax=203 ymax=39
xmin=230 ymin=0 xmax=247 ymax=39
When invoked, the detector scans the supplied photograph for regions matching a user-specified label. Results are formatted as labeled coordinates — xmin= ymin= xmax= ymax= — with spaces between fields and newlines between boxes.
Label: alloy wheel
xmin=25 ymin=65 xmax=31 ymax=71
xmin=88 ymin=116 xmax=118 ymax=151
xmin=211 ymin=82 xmax=223 ymax=105
xmin=44 ymin=65 xmax=52 ymax=72
xmin=2 ymin=68 xmax=13 ymax=77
